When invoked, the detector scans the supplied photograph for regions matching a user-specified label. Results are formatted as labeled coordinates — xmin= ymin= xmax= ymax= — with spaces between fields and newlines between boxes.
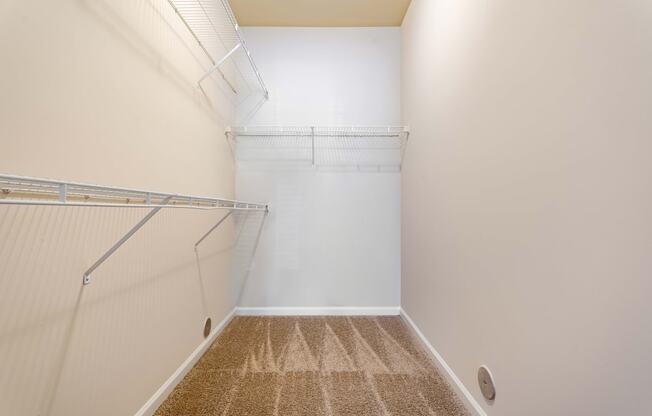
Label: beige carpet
xmin=155 ymin=316 xmax=469 ymax=416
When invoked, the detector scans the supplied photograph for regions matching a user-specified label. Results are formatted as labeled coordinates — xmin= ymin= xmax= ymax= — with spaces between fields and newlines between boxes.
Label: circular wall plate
xmin=478 ymin=365 xmax=496 ymax=401
xmin=203 ymin=317 xmax=212 ymax=338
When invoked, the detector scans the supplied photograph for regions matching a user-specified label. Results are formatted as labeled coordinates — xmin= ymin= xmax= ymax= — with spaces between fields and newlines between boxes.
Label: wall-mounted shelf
xmin=0 ymin=174 xmax=267 ymax=211
xmin=167 ymin=0 xmax=269 ymax=102
xmin=0 ymin=174 xmax=268 ymax=285
xmin=227 ymin=126 xmax=410 ymax=170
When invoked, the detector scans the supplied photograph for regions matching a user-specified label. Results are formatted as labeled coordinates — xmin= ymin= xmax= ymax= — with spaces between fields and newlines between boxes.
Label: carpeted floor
xmin=154 ymin=316 xmax=469 ymax=416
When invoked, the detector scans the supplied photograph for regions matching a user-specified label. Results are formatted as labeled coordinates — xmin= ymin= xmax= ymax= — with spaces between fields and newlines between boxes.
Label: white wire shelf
xmin=167 ymin=0 xmax=269 ymax=102
xmin=228 ymin=126 xmax=410 ymax=170
xmin=0 ymin=174 xmax=268 ymax=285
xmin=0 ymin=174 xmax=267 ymax=211
xmin=229 ymin=126 xmax=408 ymax=137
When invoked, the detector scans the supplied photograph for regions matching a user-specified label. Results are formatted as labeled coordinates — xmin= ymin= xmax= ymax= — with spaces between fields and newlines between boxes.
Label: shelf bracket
xmin=311 ymin=126 xmax=315 ymax=166
xmin=194 ymin=210 xmax=233 ymax=249
xmin=82 ymin=195 xmax=174 ymax=285
xmin=198 ymin=43 xmax=242 ymax=85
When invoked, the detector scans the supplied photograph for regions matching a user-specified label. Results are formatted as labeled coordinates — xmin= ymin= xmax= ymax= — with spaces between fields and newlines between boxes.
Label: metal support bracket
xmin=82 ymin=195 xmax=174 ymax=285
xmin=59 ymin=183 xmax=67 ymax=202
xmin=195 ymin=210 xmax=233 ymax=249
xmin=311 ymin=126 xmax=315 ymax=166
xmin=198 ymin=43 xmax=242 ymax=85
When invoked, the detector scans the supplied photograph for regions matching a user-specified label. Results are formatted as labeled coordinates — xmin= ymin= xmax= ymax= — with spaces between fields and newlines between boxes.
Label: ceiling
xmin=228 ymin=0 xmax=412 ymax=27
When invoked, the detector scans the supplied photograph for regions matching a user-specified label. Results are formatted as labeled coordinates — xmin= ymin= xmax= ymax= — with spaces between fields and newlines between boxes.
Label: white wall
xmin=401 ymin=1 xmax=652 ymax=415
xmin=240 ymin=27 xmax=401 ymax=126
xmin=0 ymin=1 xmax=239 ymax=415
xmin=235 ymin=28 xmax=401 ymax=309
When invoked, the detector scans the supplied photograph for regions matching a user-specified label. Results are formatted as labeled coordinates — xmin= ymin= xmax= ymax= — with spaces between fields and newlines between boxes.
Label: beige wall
xmin=401 ymin=1 xmax=652 ymax=415
xmin=0 ymin=1 xmax=241 ymax=415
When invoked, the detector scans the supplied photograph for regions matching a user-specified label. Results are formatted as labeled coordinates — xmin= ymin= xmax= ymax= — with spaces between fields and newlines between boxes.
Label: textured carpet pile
xmin=155 ymin=316 xmax=469 ymax=415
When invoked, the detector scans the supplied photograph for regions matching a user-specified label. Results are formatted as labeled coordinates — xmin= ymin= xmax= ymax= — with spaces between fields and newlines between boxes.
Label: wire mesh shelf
xmin=0 ymin=174 xmax=268 ymax=285
xmin=167 ymin=0 xmax=268 ymax=104
xmin=228 ymin=126 xmax=409 ymax=170
xmin=0 ymin=174 xmax=267 ymax=211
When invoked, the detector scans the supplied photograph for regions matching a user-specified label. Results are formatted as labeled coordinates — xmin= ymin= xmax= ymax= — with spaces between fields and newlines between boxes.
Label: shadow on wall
xmin=42 ymin=287 xmax=83 ymax=416
xmin=80 ymin=0 xmax=235 ymax=124
xmin=0 ymin=205 xmax=237 ymax=415
xmin=236 ymin=94 xmax=268 ymax=125
xmin=231 ymin=210 xmax=268 ymax=305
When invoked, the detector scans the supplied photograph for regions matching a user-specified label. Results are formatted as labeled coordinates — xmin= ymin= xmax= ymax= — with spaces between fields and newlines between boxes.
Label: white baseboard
xmin=400 ymin=309 xmax=487 ymax=416
xmin=236 ymin=306 xmax=401 ymax=316
xmin=134 ymin=308 xmax=237 ymax=416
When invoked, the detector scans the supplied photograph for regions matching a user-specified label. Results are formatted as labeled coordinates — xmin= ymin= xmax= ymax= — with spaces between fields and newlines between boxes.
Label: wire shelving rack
xmin=0 ymin=174 xmax=268 ymax=285
xmin=228 ymin=126 xmax=410 ymax=170
xmin=0 ymin=174 xmax=267 ymax=211
xmin=167 ymin=0 xmax=269 ymax=102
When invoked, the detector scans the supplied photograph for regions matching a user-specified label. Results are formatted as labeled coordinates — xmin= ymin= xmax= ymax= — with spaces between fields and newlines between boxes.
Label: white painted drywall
xmin=401 ymin=1 xmax=652 ymax=415
xmin=239 ymin=27 xmax=401 ymax=126
xmin=235 ymin=28 xmax=401 ymax=308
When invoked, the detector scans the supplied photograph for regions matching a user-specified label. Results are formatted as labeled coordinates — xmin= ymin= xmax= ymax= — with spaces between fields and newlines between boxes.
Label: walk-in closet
xmin=2 ymin=1 xmax=651 ymax=415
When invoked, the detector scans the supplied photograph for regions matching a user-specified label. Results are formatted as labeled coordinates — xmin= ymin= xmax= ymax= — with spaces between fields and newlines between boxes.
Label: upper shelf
xmin=167 ymin=0 xmax=269 ymax=102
